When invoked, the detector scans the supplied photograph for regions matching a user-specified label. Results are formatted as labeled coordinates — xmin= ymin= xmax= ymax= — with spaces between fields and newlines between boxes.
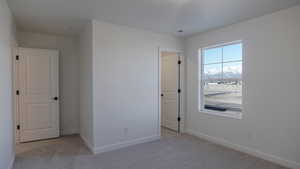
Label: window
xmin=199 ymin=42 xmax=242 ymax=119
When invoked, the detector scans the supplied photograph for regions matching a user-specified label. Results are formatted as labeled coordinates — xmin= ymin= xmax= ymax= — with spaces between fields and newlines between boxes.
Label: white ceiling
xmin=8 ymin=0 xmax=300 ymax=37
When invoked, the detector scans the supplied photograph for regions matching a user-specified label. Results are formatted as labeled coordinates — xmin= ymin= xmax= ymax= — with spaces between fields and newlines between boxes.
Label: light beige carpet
xmin=14 ymin=132 xmax=289 ymax=169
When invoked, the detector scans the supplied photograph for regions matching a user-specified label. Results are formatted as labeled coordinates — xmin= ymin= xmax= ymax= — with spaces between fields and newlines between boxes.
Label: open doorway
xmin=159 ymin=49 xmax=184 ymax=137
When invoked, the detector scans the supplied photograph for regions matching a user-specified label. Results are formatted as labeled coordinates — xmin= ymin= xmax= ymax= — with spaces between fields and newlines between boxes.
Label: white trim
xmin=158 ymin=48 xmax=185 ymax=135
xmin=8 ymin=155 xmax=15 ymax=169
xmin=202 ymin=40 xmax=242 ymax=50
xmin=61 ymin=128 xmax=79 ymax=135
xmin=12 ymin=46 xmax=20 ymax=144
xmin=92 ymin=135 xmax=160 ymax=154
xmin=198 ymin=41 xmax=243 ymax=120
xmin=186 ymin=129 xmax=300 ymax=169
xmin=158 ymin=48 xmax=183 ymax=53
xmin=201 ymin=110 xmax=242 ymax=119
xmin=158 ymin=48 xmax=162 ymax=137
xmin=80 ymin=135 xmax=94 ymax=153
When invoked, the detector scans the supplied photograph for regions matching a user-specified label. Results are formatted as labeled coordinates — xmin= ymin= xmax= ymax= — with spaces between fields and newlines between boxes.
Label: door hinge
xmin=177 ymin=89 xmax=181 ymax=93
xmin=16 ymin=90 xmax=20 ymax=95
xmin=178 ymin=60 xmax=182 ymax=64
xmin=17 ymin=125 xmax=20 ymax=130
xmin=16 ymin=55 xmax=19 ymax=60
xmin=177 ymin=117 xmax=181 ymax=122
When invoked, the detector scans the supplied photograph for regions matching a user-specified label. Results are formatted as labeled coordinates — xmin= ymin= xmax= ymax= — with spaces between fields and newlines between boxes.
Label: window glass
xmin=204 ymin=47 xmax=222 ymax=64
xmin=201 ymin=42 xmax=243 ymax=112
xmin=223 ymin=62 xmax=242 ymax=79
xmin=203 ymin=64 xmax=222 ymax=81
xmin=223 ymin=43 xmax=242 ymax=62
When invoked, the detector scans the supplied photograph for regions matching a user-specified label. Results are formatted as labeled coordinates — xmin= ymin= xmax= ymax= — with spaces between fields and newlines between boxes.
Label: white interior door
xmin=161 ymin=52 xmax=179 ymax=131
xmin=18 ymin=48 xmax=59 ymax=142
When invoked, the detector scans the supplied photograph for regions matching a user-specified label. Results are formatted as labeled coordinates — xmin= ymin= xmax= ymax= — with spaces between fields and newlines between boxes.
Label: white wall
xmin=79 ymin=22 xmax=94 ymax=148
xmin=17 ymin=32 xmax=80 ymax=135
xmin=91 ymin=20 xmax=183 ymax=152
xmin=185 ymin=5 xmax=300 ymax=169
xmin=0 ymin=0 xmax=16 ymax=168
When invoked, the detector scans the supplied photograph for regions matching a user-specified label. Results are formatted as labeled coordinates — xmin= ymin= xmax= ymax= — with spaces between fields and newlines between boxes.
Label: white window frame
xmin=198 ymin=41 xmax=243 ymax=119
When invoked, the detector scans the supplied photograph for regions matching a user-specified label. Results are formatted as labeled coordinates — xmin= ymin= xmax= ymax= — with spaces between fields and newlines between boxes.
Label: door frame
xmin=13 ymin=47 xmax=20 ymax=144
xmin=13 ymin=47 xmax=60 ymax=143
xmin=158 ymin=48 xmax=185 ymax=136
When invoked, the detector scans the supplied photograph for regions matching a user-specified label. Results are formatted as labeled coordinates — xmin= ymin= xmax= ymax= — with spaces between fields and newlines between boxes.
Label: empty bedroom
xmin=0 ymin=0 xmax=300 ymax=169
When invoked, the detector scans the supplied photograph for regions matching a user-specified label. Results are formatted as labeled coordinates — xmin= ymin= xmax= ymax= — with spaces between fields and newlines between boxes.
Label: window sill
xmin=200 ymin=109 xmax=242 ymax=120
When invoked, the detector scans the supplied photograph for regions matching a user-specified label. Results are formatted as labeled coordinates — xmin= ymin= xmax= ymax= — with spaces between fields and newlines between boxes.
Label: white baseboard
xmin=186 ymin=129 xmax=300 ymax=169
xmin=61 ymin=128 xmax=79 ymax=136
xmin=8 ymin=155 xmax=15 ymax=169
xmin=80 ymin=135 xmax=94 ymax=153
xmin=93 ymin=135 xmax=160 ymax=154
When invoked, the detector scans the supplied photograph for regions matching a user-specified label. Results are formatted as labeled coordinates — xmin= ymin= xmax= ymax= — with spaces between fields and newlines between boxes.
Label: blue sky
xmin=203 ymin=43 xmax=242 ymax=75
xmin=204 ymin=43 xmax=242 ymax=64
